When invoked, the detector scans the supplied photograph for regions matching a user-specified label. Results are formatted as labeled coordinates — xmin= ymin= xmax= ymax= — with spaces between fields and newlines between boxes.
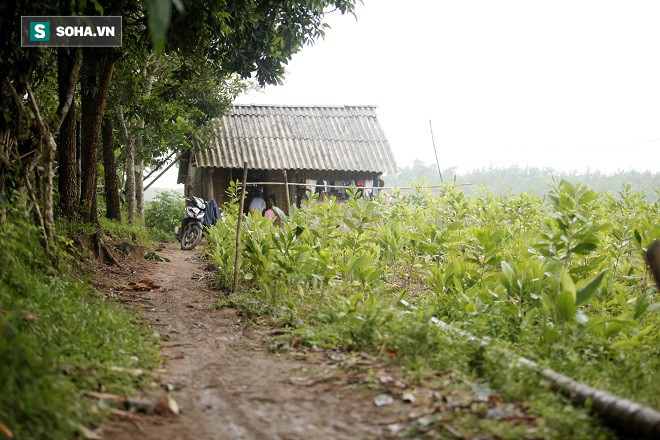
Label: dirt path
xmin=96 ymin=243 xmax=404 ymax=440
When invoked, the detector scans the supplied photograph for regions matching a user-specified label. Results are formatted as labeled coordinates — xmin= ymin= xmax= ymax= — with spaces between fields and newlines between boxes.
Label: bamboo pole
xmin=237 ymin=182 xmax=472 ymax=190
xmin=232 ymin=162 xmax=248 ymax=293
xmin=283 ymin=169 xmax=291 ymax=213
xmin=399 ymin=300 xmax=660 ymax=439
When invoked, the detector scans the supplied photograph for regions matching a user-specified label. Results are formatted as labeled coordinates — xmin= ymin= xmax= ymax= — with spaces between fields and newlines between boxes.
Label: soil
xmin=92 ymin=243 xmax=408 ymax=440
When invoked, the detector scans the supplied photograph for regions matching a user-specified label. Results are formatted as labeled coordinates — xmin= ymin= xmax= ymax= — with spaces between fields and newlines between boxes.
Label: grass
xmin=0 ymin=210 xmax=161 ymax=439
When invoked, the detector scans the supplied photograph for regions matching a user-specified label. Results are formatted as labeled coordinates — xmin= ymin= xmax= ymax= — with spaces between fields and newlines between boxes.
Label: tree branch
xmin=25 ymin=83 xmax=48 ymax=136
xmin=53 ymin=48 xmax=83 ymax=133
xmin=2 ymin=80 xmax=29 ymax=121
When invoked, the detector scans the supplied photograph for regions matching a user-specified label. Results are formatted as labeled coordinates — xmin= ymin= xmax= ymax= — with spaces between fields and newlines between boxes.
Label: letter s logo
xmin=34 ymin=24 xmax=45 ymax=39
xmin=30 ymin=22 xmax=50 ymax=41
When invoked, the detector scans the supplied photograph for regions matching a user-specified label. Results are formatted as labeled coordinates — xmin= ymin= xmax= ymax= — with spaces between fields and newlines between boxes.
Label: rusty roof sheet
xmin=194 ymin=104 xmax=397 ymax=173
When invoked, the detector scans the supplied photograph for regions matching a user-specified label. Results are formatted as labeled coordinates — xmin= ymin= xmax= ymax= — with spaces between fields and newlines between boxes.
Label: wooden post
xmin=429 ymin=120 xmax=443 ymax=183
xmin=232 ymin=162 xmax=248 ymax=293
xmin=283 ymin=169 xmax=291 ymax=214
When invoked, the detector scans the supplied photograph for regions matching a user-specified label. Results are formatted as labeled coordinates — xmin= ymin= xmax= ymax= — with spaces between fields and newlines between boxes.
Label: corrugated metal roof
xmin=194 ymin=104 xmax=397 ymax=173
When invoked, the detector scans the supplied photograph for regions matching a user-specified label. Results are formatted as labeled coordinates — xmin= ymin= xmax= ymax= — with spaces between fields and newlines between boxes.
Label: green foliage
xmin=99 ymin=217 xmax=152 ymax=242
xmin=166 ymin=0 xmax=357 ymax=86
xmin=144 ymin=190 xmax=184 ymax=241
xmin=57 ymin=215 xmax=153 ymax=243
xmin=207 ymin=181 xmax=659 ymax=435
xmin=0 ymin=211 xmax=161 ymax=439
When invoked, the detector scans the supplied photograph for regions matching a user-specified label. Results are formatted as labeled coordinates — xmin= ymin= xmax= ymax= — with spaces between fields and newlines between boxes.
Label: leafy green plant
xmin=1 ymin=208 xmax=161 ymax=439
xmin=144 ymin=190 xmax=185 ymax=241
xmin=207 ymin=179 xmax=660 ymax=421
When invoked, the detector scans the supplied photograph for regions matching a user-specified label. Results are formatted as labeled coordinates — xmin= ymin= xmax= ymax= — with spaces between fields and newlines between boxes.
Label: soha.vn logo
xmin=30 ymin=22 xmax=50 ymax=41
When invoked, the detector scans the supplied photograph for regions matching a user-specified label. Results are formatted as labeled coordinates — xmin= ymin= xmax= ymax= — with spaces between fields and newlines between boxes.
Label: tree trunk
xmin=102 ymin=116 xmax=121 ymax=220
xmin=40 ymin=134 xmax=57 ymax=241
xmin=79 ymin=49 xmax=114 ymax=223
xmin=117 ymin=142 xmax=125 ymax=204
xmin=136 ymin=159 xmax=144 ymax=221
xmin=133 ymin=64 xmax=156 ymax=223
xmin=76 ymin=119 xmax=81 ymax=202
xmin=118 ymin=107 xmax=136 ymax=224
xmin=57 ymin=48 xmax=78 ymax=219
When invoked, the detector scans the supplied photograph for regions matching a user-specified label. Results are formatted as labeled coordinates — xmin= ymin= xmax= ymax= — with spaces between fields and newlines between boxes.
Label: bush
xmin=207 ymin=182 xmax=657 ymax=437
xmin=144 ymin=190 xmax=184 ymax=241
xmin=0 ymin=209 xmax=161 ymax=439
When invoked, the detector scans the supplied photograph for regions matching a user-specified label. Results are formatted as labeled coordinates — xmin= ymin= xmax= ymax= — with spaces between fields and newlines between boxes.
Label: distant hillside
xmin=385 ymin=161 xmax=659 ymax=198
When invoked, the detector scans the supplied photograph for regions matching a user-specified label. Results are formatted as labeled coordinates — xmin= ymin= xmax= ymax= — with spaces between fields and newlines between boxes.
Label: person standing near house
xmin=264 ymin=195 xmax=278 ymax=222
xmin=248 ymin=191 xmax=267 ymax=215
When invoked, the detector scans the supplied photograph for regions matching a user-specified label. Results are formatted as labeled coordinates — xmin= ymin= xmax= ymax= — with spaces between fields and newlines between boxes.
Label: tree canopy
xmin=0 ymin=0 xmax=357 ymax=240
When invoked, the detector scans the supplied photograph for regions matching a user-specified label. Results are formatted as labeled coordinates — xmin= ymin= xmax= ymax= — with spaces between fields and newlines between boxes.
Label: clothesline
xmin=237 ymin=182 xmax=473 ymax=190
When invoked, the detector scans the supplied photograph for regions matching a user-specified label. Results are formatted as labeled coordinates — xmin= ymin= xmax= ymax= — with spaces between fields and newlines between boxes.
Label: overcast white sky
xmin=160 ymin=0 xmax=660 ymax=187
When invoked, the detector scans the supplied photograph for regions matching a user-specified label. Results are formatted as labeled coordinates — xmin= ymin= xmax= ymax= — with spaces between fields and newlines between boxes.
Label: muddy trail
xmin=93 ymin=243 xmax=408 ymax=440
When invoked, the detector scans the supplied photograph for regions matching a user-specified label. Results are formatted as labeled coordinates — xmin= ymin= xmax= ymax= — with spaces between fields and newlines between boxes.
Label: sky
xmin=159 ymin=0 xmax=660 ymax=187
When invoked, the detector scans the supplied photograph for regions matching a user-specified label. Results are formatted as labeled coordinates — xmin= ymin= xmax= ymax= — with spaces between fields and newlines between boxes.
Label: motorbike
xmin=174 ymin=196 xmax=221 ymax=250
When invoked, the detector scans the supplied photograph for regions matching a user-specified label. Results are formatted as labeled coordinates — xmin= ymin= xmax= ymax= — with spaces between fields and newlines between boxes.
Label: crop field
xmin=207 ymin=181 xmax=659 ymax=437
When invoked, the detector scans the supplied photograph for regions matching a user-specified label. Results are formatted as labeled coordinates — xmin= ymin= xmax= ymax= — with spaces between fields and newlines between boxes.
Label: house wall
xmin=214 ymin=168 xmax=232 ymax=206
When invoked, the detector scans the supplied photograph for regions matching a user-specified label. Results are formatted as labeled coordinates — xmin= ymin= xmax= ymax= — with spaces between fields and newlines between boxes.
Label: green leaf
xmin=343 ymin=217 xmax=357 ymax=229
xmin=576 ymin=270 xmax=606 ymax=306
xmin=448 ymin=221 xmax=463 ymax=231
xmin=569 ymin=242 xmax=598 ymax=255
xmin=632 ymin=289 xmax=652 ymax=319
xmin=146 ymin=0 xmax=172 ymax=52
xmin=171 ymin=0 xmax=184 ymax=12
xmin=560 ymin=269 xmax=576 ymax=300
xmin=556 ymin=288 xmax=575 ymax=323
xmin=557 ymin=269 xmax=576 ymax=323
xmin=90 ymin=0 xmax=104 ymax=15
xmin=273 ymin=206 xmax=288 ymax=223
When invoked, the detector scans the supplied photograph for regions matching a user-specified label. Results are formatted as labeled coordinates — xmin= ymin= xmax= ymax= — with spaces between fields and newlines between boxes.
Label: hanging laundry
xmin=364 ymin=180 xmax=374 ymax=199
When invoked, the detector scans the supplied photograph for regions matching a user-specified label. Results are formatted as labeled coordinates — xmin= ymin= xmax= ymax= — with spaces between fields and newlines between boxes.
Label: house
xmin=177 ymin=104 xmax=397 ymax=213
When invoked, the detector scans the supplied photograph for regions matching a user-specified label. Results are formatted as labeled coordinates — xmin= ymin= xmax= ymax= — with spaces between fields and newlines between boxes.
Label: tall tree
xmin=117 ymin=107 xmax=136 ymax=224
xmin=57 ymin=48 xmax=79 ymax=219
xmin=79 ymin=48 xmax=115 ymax=223
xmin=102 ymin=116 xmax=121 ymax=220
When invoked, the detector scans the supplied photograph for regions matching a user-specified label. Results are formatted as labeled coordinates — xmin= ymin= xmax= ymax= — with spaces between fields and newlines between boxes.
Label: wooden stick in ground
xmin=283 ymin=169 xmax=291 ymax=213
xmin=233 ymin=161 xmax=249 ymax=293
xmin=429 ymin=119 xmax=443 ymax=183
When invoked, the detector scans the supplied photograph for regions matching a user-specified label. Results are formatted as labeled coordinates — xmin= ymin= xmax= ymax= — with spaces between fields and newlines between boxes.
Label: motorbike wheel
xmin=181 ymin=223 xmax=203 ymax=250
